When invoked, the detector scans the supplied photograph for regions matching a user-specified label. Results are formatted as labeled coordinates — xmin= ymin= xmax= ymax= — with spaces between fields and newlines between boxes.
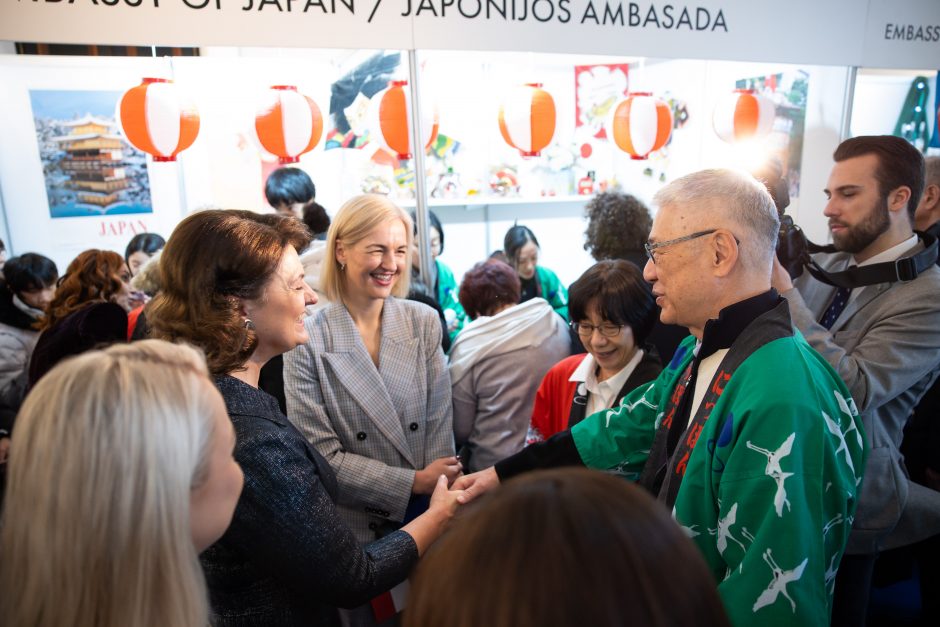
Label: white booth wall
xmin=0 ymin=47 xmax=936 ymax=286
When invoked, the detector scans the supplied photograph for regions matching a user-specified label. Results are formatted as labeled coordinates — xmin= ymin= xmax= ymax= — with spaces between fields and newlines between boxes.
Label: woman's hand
xmin=428 ymin=474 xmax=463 ymax=523
xmin=413 ymin=455 xmax=462 ymax=494
xmin=403 ymin=475 xmax=466 ymax=554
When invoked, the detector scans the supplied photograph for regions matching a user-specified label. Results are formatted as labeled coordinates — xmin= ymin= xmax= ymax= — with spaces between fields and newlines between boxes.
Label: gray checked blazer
xmin=784 ymin=240 xmax=940 ymax=554
xmin=284 ymin=297 xmax=455 ymax=544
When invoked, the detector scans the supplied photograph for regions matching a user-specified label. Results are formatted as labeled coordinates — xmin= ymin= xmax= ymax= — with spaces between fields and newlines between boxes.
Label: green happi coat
xmin=435 ymin=259 xmax=467 ymax=343
xmin=571 ymin=302 xmax=866 ymax=627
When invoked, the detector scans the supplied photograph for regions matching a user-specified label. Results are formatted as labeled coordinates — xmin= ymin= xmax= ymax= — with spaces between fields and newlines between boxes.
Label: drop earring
xmin=244 ymin=318 xmax=255 ymax=330
xmin=340 ymin=263 xmax=346 ymax=272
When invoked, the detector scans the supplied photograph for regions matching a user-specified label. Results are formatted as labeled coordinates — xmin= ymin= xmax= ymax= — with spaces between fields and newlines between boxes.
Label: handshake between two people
xmin=415 ymin=461 xmax=502 ymax=541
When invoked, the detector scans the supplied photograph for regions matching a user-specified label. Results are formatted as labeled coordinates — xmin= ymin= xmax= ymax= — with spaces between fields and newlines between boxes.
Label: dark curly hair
xmin=583 ymin=192 xmax=653 ymax=261
xmin=302 ymin=201 xmax=331 ymax=237
xmin=148 ymin=210 xmax=311 ymax=376
xmin=42 ymin=249 xmax=127 ymax=330
xmin=458 ymin=260 xmax=521 ymax=320
xmin=568 ymin=260 xmax=656 ymax=348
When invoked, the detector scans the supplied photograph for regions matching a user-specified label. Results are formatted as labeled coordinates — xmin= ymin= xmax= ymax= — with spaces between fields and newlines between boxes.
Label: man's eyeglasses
xmin=644 ymin=229 xmax=718 ymax=264
xmin=570 ymin=321 xmax=625 ymax=338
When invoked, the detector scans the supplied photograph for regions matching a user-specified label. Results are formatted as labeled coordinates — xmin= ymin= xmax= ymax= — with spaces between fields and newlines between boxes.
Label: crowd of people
xmin=0 ymin=137 xmax=938 ymax=627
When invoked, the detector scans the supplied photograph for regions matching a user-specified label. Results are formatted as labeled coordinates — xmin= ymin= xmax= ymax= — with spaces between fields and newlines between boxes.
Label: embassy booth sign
xmin=0 ymin=0 xmax=938 ymax=68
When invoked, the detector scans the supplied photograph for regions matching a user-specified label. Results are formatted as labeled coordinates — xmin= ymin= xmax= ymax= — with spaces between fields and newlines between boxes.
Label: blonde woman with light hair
xmin=285 ymin=195 xmax=460 ymax=623
xmin=0 ymin=339 xmax=243 ymax=627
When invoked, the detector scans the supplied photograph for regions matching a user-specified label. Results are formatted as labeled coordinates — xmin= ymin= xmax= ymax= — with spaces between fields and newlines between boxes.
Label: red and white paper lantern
xmin=712 ymin=89 xmax=776 ymax=143
xmin=498 ymin=83 xmax=556 ymax=157
xmin=369 ymin=80 xmax=439 ymax=161
xmin=255 ymin=85 xmax=324 ymax=164
xmin=118 ymin=78 xmax=200 ymax=162
xmin=606 ymin=92 xmax=673 ymax=160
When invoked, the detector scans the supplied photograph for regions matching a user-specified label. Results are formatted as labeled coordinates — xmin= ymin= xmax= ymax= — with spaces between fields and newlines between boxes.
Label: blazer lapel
xmin=829 ymin=282 xmax=889 ymax=333
xmin=321 ymin=304 xmax=415 ymax=465
xmin=377 ymin=298 xmax=420 ymax=407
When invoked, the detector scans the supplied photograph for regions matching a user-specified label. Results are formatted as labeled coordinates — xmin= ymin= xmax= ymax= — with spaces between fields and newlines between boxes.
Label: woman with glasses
xmin=528 ymin=260 xmax=661 ymax=443
xmin=448 ymin=259 xmax=570 ymax=472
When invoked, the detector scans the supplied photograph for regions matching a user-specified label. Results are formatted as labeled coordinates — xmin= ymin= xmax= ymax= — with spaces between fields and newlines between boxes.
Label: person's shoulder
xmin=733 ymin=334 xmax=845 ymax=403
xmin=536 ymin=265 xmax=561 ymax=281
xmin=435 ymin=259 xmax=456 ymax=280
xmin=395 ymin=296 xmax=440 ymax=323
xmin=70 ymin=302 xmax=127 ymax=340
xmin=546 ymin=353 xmax=586 ymax=377
xmin=304 ymin=301 xmax=343 ymax=334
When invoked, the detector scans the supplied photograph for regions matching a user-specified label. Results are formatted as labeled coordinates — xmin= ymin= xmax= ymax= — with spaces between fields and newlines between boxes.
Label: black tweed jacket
xmin=203 ymin=375 xmax=418 ymax=627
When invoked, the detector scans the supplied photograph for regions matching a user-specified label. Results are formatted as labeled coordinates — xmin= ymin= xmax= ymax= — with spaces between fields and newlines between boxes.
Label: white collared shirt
xmin=570 ymin=349 xmax=645 ymax=417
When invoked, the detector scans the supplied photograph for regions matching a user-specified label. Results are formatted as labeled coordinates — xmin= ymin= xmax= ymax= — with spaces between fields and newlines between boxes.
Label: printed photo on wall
xmin=29 ymin=90 xmax=152 ymax=218
xmin=734 ymin=71 xmax=809 ymax=199
xmin=574 ymin=63 xmax=630 ymax=139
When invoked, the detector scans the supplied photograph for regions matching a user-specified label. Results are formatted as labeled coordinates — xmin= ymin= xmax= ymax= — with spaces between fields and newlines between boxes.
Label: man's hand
xmin=451 ymin=466 xmax=500 ymax=504
xmin=413 ymin=456 xmax=462 ymax=494
xmin=771 ymin=256 xmax=794 ymax=293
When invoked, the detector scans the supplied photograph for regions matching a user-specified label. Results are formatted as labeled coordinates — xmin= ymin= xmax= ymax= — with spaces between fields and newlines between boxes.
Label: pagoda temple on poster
xmin=53 ymin=116 xmax=127 ymax=207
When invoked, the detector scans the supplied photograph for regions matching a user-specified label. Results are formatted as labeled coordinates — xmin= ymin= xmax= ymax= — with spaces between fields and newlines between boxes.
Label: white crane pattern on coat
xmin=752 ymin=549 xmax=808 ymax=613
xmin=745 ymin=432 xmax=796 ymax=517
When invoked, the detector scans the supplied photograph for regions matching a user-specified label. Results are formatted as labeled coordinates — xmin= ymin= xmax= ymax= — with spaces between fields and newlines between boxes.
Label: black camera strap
xmin=803 ymin=231 xmax=939 ymax=289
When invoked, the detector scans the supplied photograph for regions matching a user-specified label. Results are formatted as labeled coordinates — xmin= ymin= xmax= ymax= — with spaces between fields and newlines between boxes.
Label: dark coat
xmin=27 ymin=301 xmax=127 ymax=388
xmin=204 ymin=376 xmax=418 ymax=627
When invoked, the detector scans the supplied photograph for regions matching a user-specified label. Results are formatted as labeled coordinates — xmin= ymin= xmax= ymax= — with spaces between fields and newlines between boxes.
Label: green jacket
xmin=572 ymin=319 xmax=865 ymax=626
xmin=435 ymin=259 xmax=466 ymax=343
xmin=535 ymin=266 xmax=568 ymax=321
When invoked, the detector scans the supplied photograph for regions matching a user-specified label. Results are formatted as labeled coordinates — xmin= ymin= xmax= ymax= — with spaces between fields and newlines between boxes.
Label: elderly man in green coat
xmin=454 ymin=168 xmax=866 ymax=627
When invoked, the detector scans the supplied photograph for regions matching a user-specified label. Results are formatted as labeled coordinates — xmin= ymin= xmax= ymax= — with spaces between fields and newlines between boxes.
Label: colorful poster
xmin=29 ymin=90 xmax=151 ymax=218
xmin=735 ymin=71 xmax=809 ymax=198
xmin=574 ymin=63 xmax=630 ymax=139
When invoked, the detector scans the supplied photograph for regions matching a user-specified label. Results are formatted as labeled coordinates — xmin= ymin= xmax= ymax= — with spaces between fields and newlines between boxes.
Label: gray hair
xmin=654 ymin=169 xmax=780 ymax=272
xmin=926 ymin=156 xmax=940 ymax=188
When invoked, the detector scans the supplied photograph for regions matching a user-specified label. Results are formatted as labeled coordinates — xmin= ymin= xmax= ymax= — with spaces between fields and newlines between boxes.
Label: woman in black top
xmin=148 ymin=209 xmax=462 ymax=626
xmin=28 ymin=249 xmax=138 ymax=387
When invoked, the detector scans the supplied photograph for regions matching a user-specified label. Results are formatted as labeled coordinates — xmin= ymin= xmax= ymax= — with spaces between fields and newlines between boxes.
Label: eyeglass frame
xmin=644 ymin=229 xmax=718 ymax=264
xmin=569 ymin=321 xmax=626 ymax=338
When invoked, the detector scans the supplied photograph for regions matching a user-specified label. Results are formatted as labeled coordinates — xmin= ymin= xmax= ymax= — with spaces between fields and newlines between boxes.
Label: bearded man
xmin=772 ymin=135 xmax=940 ymax=626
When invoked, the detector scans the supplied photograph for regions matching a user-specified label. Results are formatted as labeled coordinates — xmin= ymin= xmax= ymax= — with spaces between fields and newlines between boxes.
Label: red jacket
xmin=528 ymin=351 xmax=663 ymax=443
xmin=528 ymin=354 xmax=587 ymax=443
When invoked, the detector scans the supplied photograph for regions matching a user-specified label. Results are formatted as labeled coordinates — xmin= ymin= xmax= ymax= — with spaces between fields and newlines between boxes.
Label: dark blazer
xmin=204 ymin=376 xmax=417 ymax=627
xmin=27 ymin=301 xmax=127 ymax=388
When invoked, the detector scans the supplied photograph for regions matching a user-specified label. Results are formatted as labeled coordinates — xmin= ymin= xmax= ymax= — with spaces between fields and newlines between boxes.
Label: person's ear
xmin=924 ymin=183 xmax=940 ymax=211
xmin=712 ymin=230 xmax=739 ymax=277
xmin=887 ymin=185 xmax=912 ymax=215
xmin=335 ymin=239 xmax=347 ymax=266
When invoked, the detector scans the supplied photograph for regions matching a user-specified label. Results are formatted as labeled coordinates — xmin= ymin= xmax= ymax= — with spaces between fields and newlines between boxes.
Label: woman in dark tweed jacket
xmin=148 ymin=209 xmax=462 ymax=627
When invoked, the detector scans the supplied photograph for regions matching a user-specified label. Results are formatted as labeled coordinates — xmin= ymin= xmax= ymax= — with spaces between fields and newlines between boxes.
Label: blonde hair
xmin=322 ymin=194 xmax=413 ymax=302
xmin=131 ymin=249 xmax=163 ymax=295
xmin=0 ymin=340 xmax=217 ymax=627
